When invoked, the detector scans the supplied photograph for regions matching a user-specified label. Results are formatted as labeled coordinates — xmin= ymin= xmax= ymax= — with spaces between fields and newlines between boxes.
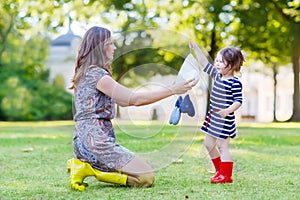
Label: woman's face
xmin=104 ymin=37 xmax=116 ymax=60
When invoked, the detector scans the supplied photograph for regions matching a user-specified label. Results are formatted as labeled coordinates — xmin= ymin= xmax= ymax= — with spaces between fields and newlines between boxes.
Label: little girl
xmin=189 ymin=41 xmax=244 ymax=184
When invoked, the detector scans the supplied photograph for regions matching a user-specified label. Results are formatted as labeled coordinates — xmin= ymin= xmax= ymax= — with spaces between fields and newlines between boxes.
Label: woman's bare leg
xmin=119 ymin=156 xmax=155 ymax=187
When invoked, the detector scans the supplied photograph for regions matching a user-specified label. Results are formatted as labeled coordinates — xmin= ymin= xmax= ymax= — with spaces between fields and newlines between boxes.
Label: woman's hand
xmin=171 ymin=78 xmax=197 ymax=94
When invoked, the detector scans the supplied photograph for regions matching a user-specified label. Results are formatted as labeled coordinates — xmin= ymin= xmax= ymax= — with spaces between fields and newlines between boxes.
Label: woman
xmin=68 ymin=26 xmax=197 ymax=191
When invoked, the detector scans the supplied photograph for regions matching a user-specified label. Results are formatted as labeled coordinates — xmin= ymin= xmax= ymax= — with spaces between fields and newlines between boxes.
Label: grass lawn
xmin=0 ymin=121 xmax=299 ymax=200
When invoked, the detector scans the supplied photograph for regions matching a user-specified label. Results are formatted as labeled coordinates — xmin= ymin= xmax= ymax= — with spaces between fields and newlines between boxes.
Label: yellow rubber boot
xmin=92 ymin=169 xmax=127 ymax=186
xmin=67 ymin=159 xmax=89 ymax=188
xmin=68 ymin=158 xmax=94 ymax=191
xmin=67 ymin=158 xmax=128 ymax=191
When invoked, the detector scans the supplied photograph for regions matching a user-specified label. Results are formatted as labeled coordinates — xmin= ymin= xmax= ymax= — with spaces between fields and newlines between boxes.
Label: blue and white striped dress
xmin=201 ymin=63 xmax=242 ymax=139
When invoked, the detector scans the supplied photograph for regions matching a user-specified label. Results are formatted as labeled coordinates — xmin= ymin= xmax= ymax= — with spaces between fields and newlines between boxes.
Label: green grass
xmin=0 ymin=121 xmax=299 ymax=200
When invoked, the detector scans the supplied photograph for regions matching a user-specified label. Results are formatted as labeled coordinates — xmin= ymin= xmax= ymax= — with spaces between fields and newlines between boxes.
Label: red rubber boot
xmin=210 ymin=157 xmax=221 ymax=181
xmin=211 ymin=162 xmax=233 ymax=184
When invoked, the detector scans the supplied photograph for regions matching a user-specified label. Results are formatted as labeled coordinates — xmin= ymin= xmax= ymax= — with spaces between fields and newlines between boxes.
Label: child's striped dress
xmin=200 ymin=63 xmax=243 ymax=139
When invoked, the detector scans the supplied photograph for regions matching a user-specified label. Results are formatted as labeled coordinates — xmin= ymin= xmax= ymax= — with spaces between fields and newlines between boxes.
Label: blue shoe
xmin=175 ymin=96 xmax=183 ymax=108
xmin=169 ymin=96 xmax=183 ymax=125
xmin=180 ymin=94 xmax=195 ymax=117
xmin=169 ymin=107 xmax=181 ymax=125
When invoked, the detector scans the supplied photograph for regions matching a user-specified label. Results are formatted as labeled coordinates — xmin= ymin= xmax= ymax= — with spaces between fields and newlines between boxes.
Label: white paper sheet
xmin=176 ymin=53 xmax=200 ymax=84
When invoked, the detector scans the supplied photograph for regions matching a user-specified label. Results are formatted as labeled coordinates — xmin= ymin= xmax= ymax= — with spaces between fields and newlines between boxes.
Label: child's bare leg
xmin=217 ymin=137 xmax=231 ymax=161
xmin=204 ymin=134 xmax=220 ymax=159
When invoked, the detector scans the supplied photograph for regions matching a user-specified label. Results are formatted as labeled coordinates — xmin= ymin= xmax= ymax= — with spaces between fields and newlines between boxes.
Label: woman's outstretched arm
xmin=96 ymin=75 xmax=197 ymax=107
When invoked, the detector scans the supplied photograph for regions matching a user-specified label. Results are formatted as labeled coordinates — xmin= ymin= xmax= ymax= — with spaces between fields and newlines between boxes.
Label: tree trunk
xmin=272 ymin=62 xmax=278 ymax=122
xmin=289 ymin=22 xmax=300 ymax=121
xmin=289 ymin=47 xmax=300 ymax=121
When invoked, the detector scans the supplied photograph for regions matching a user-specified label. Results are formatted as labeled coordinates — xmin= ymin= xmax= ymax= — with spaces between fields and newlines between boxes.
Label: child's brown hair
xmin=220 ymin=46 xmax=244 ymax=72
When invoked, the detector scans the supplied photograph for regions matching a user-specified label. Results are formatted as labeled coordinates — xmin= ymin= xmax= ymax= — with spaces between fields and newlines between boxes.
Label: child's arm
xmin=189 ymin=41 xmax=209 ymax=67
xmin=217 ymin=102 xmax=242 ymax=118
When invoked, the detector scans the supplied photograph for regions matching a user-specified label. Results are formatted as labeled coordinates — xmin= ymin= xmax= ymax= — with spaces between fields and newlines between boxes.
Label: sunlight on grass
xmin=3 ymin=120 xmax=298 ymax=129
xmin=0 ymin=133 xmax=69 ymax=139
xmin=113 ymin=119 xmax=200 ymax=127
xmin=0 ymin=120 xmax=75 ymax=127
xmin=113 ymin=119 xmax=165 ymax=126
xmin=0 ymin=121 xmax=299 ymax=199
xmin=232 ymin=137 xmax=266 ymax=146
xmin=238 ymin=122 xmax=300 ymax=128
xmin=4 ymin=181 xmax=28 ymax=190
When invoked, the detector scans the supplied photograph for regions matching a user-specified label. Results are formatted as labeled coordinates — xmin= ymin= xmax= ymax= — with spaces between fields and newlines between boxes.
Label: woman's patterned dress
xmin=73 ymin=67 xmax=134 ymax=172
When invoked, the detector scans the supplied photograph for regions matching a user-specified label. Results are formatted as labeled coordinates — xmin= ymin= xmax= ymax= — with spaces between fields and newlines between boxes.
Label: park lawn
xmin=0 ymin=121 xmax=299 ymax=200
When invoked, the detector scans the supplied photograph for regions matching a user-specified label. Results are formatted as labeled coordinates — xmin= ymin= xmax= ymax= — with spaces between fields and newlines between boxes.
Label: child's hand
xmin=216 ymin=109 xmax=229 ymax=118
xmin=189 ymin=41 xmax=196 ymax=49
xmin=189 ymin=41 xmax=209 ymax=67
xmin=189 ymin=41 xmax=200 ymax=50
xmin=216 ymin=102 xmax=241 ymax=118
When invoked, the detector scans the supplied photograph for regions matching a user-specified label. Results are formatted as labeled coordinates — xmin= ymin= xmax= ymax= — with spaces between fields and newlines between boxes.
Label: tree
xmin=233 ymin=0 xmax=300 ymax=121
xmin=150 ymin=0 xmax=238 ymax=113
xmin=2 ymin=0 xmax=298 ymax=121
xmin=274 ymin=0 xmax=300 ymax=121
xmin=230 ymin=0 xmax=290 ymax=121
xmin=97 ymin=0 xmax=189 ymax=117
xmin=0 ymin=0 xmax=74 ymax=120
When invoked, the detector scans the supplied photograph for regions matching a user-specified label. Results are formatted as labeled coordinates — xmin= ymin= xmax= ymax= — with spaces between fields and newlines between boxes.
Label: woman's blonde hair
xmin=70 ymin=26 xmax=112 ymax=89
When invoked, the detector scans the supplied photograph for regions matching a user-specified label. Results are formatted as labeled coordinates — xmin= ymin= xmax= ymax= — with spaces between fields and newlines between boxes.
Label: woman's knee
xmin=139 ymin=173 xmax=155 ymax=187
xmin=120 ymin=156 xmax=155 ymax=187
xmin=127 ymin=173 xmax=155 ymax=187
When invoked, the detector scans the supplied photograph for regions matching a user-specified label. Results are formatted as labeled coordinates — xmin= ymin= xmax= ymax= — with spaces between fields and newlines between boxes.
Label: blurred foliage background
xmin=0 ymin=0 xmax=299 ymax=121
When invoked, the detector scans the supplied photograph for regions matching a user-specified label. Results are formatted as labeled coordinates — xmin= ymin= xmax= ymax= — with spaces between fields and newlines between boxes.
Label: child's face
xmin=215 ymin=53 xmax=231 ymax=76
